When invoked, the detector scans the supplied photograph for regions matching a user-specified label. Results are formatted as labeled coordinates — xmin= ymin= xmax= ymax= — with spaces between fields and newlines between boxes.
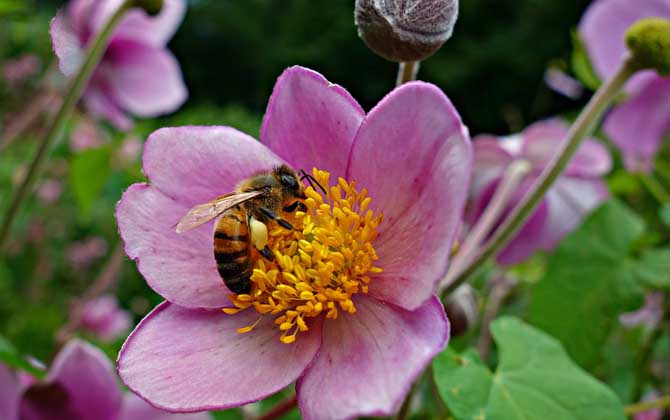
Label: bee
xmin=176 ymin=165 xmax=321 ymax=295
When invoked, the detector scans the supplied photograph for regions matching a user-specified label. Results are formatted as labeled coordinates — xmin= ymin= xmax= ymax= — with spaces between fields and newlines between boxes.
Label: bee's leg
xmin=283 ymin=201 xmax=307 ymax=213
xmin=259 ymin=207 xmax=294 ymax=230
xmin=259 ymin=246 xmax=275 ymax=261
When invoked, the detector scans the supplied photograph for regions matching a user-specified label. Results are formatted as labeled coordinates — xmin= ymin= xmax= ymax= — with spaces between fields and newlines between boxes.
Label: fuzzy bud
xmin=355 ymin=0 xmax=459 ymax=62
xmin=625 ymin=17 xmax=670 ymax=76
xmin=132 ymin=0 xmax=163 ymax=16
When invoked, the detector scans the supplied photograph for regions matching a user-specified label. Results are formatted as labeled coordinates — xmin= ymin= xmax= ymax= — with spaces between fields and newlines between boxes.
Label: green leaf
xmin=0 ymin=335 xmax=45 ymax=379
xmin=571 ymin=30 xmax=602 ymax=91
xmin=634 ymin=248 xmax=670 ymax=289
xmin=528 ymin=200 xmax=645 ymax=368
xmin=433 ymin=318 xmax=626 ymax=420
xmin=210 ymin=409 xmax=243 ymax=420
xmin=659 ymin=203 xmax=670 ymax=227
xmin=69 ymin=147 xmax=111 ymax=219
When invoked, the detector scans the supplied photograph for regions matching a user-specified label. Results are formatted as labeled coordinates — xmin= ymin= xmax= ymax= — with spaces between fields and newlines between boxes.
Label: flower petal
xmin=50 ymin=11 xmax=84 ymax=77
xmin=119 ymin=392 xmax=211 ymax=420
xmin=347 ymin=82 xmax=472 ymax=310
xmin=579 ymin=0 xmax=670 ymax=89
xmin=93 ymin=0 xmax=186 ymax=46
xmin=102 ymin=39 xmax=187 ymax=117
xmin=45 ymin=339 xmax=122 ymax=419
xmin=296 ymin=296 xmax=448 ymax=420
xmin=83 ymin=80 xmax=133 ymax=131
xmin=0 ymin=364 xmax=21 ymax=420
xmin=260 ymin=66 xmax=365 ymax=180
xmin=538 ymin=177 xmax=609 ymax=251
xmin=142 ymin=126 xmax=284 ymax=205
xmin=118 ymin=302 xmax=321 ymax=412
xmin=472 ymin=135 xmax=515 ymax=197
xmin=521 ymin=119 xmax=612 ymax=177
xmin=604 ymin=77 xmax=670 ymax=172
xmin=117 ymin=183 xmax=232 ymax=308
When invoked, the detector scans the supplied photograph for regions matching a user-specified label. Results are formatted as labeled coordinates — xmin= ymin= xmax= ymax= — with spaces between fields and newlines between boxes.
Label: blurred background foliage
xmin=0 ymin=1 xmax=668 ymax=418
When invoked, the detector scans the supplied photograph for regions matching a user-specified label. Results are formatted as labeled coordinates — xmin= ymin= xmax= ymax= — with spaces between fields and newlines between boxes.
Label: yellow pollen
xmin=224 ymin=168 xmax=383 ymax=344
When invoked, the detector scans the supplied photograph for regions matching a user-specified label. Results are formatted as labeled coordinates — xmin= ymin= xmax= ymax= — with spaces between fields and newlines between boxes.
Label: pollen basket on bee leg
xmin=224 ymin=168 xmax=384 ymax=344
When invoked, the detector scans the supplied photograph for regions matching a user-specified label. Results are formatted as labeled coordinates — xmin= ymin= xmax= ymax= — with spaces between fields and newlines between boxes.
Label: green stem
xmin=396 ymin=61 xmax=420 ymax=85
xmin=442 ymin=58 xmax=639 ymax=296
xmin=624 ymin=395 xmax=670 ymax=416
xmin=639 ymin=172 xmax=670 ymax=204
xmin=0 ymin=0 xmax=133 ymax=252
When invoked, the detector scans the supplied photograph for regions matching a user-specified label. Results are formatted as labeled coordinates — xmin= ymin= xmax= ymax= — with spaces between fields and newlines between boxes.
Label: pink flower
xmin=0 ymin=340 xmax=209 ymax=420
xmin=80 ymin=295 xmax=133 ymax=342
xmin=36 ymin=179 xmax=63 ymax=205
xmin=50 ymin=0 xmax=188 ymax=131
xmin=67 ymin=237 xmax=108 ymax=269
xmin=619 ymin=292 xmax=665 ymax=329
xmin=70 ymin=118 xmax=104 ymax=152
xmin=115 ymin=66 xmax=472 ymax=419
xmin=2 ymin=54 xmax=41 ymax=87
xmin=579 ymin=0 xmax=670 ymax=172
xmin=468 ymin=119 xmax=611 ymax=265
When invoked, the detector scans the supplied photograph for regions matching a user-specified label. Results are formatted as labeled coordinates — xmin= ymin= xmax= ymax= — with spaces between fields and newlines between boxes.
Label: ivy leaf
xmin=528 ymin=200 xmax=645 ymax=368
xmin=0 ymin=335 xmax=45 ymax=379
xmin=69 ymin=147 xmax=111 ymax=220
xmin=571 ymin=30 xmax=601 ymax=91
xmin=433 ymin=318 xmax=626 ymax=420
xmin=634 ymin=248 xmax=670 ymax=289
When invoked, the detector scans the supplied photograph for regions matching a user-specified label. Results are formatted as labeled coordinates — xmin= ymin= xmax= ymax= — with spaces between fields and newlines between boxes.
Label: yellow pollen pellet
xmin=222 ymin=168 xmax=383 ymax=344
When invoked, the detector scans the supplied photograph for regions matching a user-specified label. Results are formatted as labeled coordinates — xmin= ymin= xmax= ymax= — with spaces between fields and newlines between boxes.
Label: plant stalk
xmin=396 ymin=61 xmax=420 ymax=85
xmin=624 ymin=395 xmax=670 ymax=416
xmin=0 ymin=0 xmax=133 ymax=252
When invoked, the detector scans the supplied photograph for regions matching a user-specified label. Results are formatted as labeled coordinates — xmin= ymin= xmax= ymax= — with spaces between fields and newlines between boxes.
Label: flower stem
xmin=0 ymin=0 xmax=133 ymax=252
xmin=255 ymin=395 xmax=297 ymax=420
xmin=639 ymin=172 xmax=670 ymax=204
xmin=442 ymin=58 xmax=639 ymax=295
xmin=624 ymin=395 xmax=670 ymax=416
xmin=396 ymin=61 xmax=420 ymax=85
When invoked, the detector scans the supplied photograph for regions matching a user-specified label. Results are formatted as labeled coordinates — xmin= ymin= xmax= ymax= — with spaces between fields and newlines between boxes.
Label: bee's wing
xmin=175 ymin=191 xmax=263 ymax=233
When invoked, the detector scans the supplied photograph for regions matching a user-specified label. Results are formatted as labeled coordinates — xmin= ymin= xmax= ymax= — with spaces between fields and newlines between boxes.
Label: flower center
xmin=223 ymin=168 xmax=383 ymax=344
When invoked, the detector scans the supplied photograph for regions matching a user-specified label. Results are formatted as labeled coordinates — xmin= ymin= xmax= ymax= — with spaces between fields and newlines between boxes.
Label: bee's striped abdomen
xmin=214 ymin=208 xmax=252 ymax=294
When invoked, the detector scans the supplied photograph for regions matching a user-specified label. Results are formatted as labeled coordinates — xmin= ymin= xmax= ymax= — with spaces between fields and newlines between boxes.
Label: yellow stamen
xmin=227 ymin=168 xmax=383 ymax=343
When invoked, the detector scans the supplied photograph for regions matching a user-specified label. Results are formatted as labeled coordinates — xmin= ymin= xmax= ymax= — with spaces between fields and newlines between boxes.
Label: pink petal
xmin=0 ymin=364 xmax=21 ymax=420
xmin=92 ymin=0 xmax=186 ymax=47
xmin=102 ymin=39 xmax=187 ymax=117
xmin=260 ymin=66 xmax=365 ymax=180
xmin=296 ymin=296 xmax=448 ymax=420
xmin=347 ymin=82 xmax=472 ymax=310
xmin=83 ymin=81 xmax=133 ymax=131
xmin=45 ymin=339 xmax=122 ymax=419
xmin=142 ymin=126 xmax=284 ymax=206
xmin=538 ymin=177 xmax=609 ymax=251
xmin=604 ymin=77 xmax=670 ymax=172
xmin=50 ymin=11 xmax=84 ymax=77
xmin=521 ymin=119 xmax=612 ymax=177
xmin=472 ymin=135 xmax=515 ymax=197
xmin=116 ymin=184 xmax=232 ymax=308
xmin=119 ymin=392 xmax=211 ymax=420
xmin=118 ymin=302 xmax=322 ymax=412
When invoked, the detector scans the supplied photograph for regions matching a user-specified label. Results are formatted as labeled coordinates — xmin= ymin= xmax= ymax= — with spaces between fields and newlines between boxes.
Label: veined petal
xmin=472 ymin=135 xmax=515 ymax=197
xmin=261 ymin=66 xmax=365 ymax=180
xmin=347 ymin=81 xmax=471 ymax=310
xmin=118 ymin=302 xmax=321 ymax=412
xmin=50 ymin=11 xmax=84 ymax=77
xmin=116 ymin=184 xmax=232 ymax=308
xmin=296 ymin=296 xmax=448 ymax=420
xmin=141 ymin=126 xmax=284 ymax=205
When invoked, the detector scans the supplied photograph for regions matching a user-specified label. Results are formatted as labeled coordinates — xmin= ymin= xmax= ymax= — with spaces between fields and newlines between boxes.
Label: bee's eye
xmin=280 ymin=174 xmax=299 ymax=190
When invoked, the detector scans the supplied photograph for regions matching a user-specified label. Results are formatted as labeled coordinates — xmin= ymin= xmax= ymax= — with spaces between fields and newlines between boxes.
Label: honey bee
xmin=176 ymin=165 xmax=320 ymax=294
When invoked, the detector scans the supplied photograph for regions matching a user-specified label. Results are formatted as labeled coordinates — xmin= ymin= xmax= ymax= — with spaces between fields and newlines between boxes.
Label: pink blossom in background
xmin=468 ymin=119 xmax=611 ymax=265
xmin=70 ymin=118 xmax=104 ymax=151
xmin=67 ymin=237 xmax=108 ymax=269
xmin=80 ymin=295 xmax=132 ymax=342
xmin=634 ymin=392 xmax=665 ymax=420
xmin=579 ymin=0 xmax=670 ymax=172
xmin=0 ymin=340 xmax=209 ymax=420
xmin=118 ymin=135 xmax=142 ymax=164
xmin=543 ymin=67 xmax=583 ymax=100
xmin=36 ymin=179 xmax=63 ymax=205
xmin=2 ymin=54 xmax=41 ymax=87
xmin=619 ymin=292 xmax=665 ymax=329
xmin=115 ymin=66 xmax=472 ymax=419
xmin=50 ymin=0 xmax=188 ymax=131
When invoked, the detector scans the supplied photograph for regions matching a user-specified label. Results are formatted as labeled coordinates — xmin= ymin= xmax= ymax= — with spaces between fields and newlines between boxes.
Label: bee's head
xmin=273 ymin=165 xmax=305 ymax=199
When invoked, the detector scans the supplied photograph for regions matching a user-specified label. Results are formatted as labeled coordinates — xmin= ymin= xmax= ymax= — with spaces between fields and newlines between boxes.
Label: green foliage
xmin=433 ymin=317 xmax=626 ymax=420
xmin=571 ymin=30 xmax=601 ymax=91
xmin=69 ymin=147 xmax=112 ymax=220
xmin=0 ymin=335 xmax=45 ymax=378
xmin=528 ymin=200 xmax=647 ymax=368
xmin=634 ymin=248 xmax=670 ymax=289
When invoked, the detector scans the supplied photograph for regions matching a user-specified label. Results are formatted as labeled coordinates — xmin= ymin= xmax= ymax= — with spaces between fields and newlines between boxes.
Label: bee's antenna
xmin=299 ymin=169 xmax=327 ymax=195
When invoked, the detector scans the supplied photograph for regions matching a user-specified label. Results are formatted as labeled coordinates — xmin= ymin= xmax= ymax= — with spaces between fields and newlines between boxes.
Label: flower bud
xmin=355 ymin=0 xmax=459 ymax=62
xmin=443 ymin=284 xmax=478 ymax=337
xmin=625 ymin=17 xmax=670 ymax=76
xmin=132 ymin=0 xmax=163 ymax=16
